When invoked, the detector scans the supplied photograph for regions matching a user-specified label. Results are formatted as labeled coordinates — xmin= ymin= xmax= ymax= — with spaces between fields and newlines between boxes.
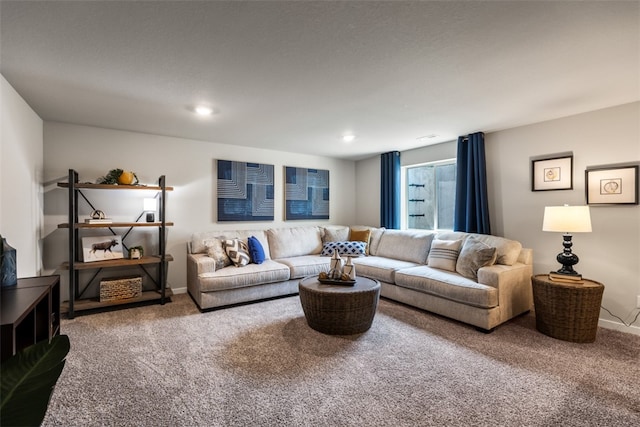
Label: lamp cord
xmin=600 ymin=306 xmax=640 ymax=328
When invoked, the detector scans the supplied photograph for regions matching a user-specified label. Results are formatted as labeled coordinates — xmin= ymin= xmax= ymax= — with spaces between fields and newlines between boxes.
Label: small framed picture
xmin=586 ymin=165 xmax=639 ymax=205
xmin=531 ymin=155 xmax=573 ymax=191
xmin=81 ymin=235 xmax=124 ymax=262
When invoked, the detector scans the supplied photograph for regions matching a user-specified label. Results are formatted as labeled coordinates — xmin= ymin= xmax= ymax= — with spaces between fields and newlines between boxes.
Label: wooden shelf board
xmin=60 ymin=254 xmax=173 ymax=270
xmin=58 ymin=182 xmax=173 ymax=191
xmin=61 ymin=289 xmax=173 ymax=315
xmin=58 ymin=222 xmax=174 ymax=228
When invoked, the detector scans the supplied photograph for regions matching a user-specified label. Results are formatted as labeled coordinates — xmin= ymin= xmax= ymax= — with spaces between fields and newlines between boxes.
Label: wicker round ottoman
xmin=298 ymin=275 xmax=380 ymax=335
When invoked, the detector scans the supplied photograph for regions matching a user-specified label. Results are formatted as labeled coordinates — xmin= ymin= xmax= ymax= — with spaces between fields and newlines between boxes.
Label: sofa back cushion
xmin=436 ymin=231 xmax=522 ymax=266
xmin=322 ymin=226 xmax=350 ymax=243
xmin=267 ymin=226 xmax=323 ymax=259
xmin=375 ymin=230 xmax=435 ymax=264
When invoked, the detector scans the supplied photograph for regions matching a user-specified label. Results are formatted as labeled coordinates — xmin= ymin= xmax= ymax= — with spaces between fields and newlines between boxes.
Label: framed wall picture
xmin=81 ymin=235 xmax=124 ymax=262
xmin=585 ymin=165 xmax=639 ymax=205
xmin=285 ymin=166 xmax=329 ymax=220
xmin=217 ymin=160 xmax=274 ymax=222
xmin=531 ymin=155 xmax=573 ymax=191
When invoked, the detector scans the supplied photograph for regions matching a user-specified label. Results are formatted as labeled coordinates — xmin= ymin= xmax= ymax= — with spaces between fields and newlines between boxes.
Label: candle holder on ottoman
xmin=298 ymin=275 xmax=380 ymax=335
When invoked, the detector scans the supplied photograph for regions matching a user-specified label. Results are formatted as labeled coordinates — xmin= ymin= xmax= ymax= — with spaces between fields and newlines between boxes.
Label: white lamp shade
xmin=143 ymin=198 xmax=157 ymax=212
xmin=542 ymin=205 xmax=592 ymax=233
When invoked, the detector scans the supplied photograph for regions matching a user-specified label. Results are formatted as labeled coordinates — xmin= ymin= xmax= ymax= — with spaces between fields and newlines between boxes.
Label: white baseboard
xmin=598 ymin=318 xmax=640 ymax=336
xmin=170 ymin=286 xmax=188 ymax=295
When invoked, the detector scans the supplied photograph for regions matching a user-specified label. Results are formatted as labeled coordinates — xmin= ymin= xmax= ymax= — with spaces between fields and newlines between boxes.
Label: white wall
xmin=1 ymin=75 xmax=44 ymax=277
xmin=486 ymin=102 xmax=640 ymax=335
xmin=43 ymin=122 xmax=357 ymax=298
xmin=355 ymin=102 xmax=640 ymax=334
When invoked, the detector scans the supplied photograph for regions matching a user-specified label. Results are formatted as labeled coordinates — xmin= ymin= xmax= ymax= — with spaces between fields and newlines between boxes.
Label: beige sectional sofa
xmin=186 ymin=225 xmax=533 ymax=331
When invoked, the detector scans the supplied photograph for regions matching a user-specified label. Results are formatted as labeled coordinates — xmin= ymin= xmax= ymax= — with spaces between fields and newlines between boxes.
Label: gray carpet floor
xmin=42 ymin=293 xmax=640 ymax=426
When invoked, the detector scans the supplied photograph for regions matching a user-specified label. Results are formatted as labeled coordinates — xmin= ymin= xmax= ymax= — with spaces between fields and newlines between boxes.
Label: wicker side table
xmin=299 ymin=275 xmax=380 ymax=335
xmin=532 ymin=274 xmax=604 ymax=343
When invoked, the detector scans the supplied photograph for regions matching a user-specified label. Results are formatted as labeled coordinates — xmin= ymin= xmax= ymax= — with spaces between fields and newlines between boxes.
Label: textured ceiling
xmin=1 ymin=1 xmax=638 ymax=160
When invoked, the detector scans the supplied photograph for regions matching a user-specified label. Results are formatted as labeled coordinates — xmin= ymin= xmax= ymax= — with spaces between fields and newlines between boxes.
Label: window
xmin=403 ymin=159 xmax=456 ymax=230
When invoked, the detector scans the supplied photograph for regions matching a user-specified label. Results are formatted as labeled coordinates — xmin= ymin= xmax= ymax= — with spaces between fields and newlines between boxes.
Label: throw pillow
xmin=322 ymin=226 xmax=350 ymax=243
xmin=247 ymin=236 xmax=266 ymax=264
xmin=427 ymin=239 xmax=463 ymax=272
xmin=349 ymin=228 xmax=372 ymax=254
xmin=204 ymin=238 xmax=232 ymax=270
xmin=455 ymin=237 xmax=497 ymax=280
xmin=223 ymin=238 xmax=251 ymax=267
xmin=320 ymin=241 xmax=366 ymax=257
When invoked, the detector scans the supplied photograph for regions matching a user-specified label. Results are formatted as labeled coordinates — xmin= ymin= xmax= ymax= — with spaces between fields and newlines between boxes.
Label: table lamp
xmin=143 ymin=198 xmax=157 ymax=222
xmin=542 ymin=205 xmax=592 ymax=278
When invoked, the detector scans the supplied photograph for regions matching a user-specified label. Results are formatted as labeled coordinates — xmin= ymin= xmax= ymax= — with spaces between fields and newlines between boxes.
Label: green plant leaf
xmin=1 ymin=335 xmax=70 ymax=426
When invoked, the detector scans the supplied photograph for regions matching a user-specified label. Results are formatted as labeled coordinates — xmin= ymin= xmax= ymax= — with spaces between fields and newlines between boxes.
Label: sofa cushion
xmin=248 ymin=236 xmax=266 ymax=265
xmin=204 ymin=237 xmax=232 ymax=270
xmin=351 ymin=256 xmax=420 ymax=284
xmin=427 ymin=239 xmax=463 ymax=272
xmin=395 ymin=266 xmax=498 ymax=309
xmin=322 ymin=226 xmax=350 ymax=243
xmin=223 ymin=238 xmax=251 ymax=267
xmin=376 ymin=230 xmax=435 ymax=264
xmin=456 ymin=237 xmax=497 ymax=280
xmin=275 ymin=255 xmax=331 ymax=279
xmin=267 ymin=227 xmax=323 ymax=259
xmin=320 ymin=241 xmax=366 ymax=257
xmin=198 ymin=260 xmax=291 ymax=292
xmin=436 ymin=231 xmax=522 ymax=266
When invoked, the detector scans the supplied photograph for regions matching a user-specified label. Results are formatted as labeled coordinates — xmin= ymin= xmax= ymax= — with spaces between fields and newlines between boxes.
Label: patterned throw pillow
xmin=455 ymin=237 xmax=497 ymax=280
xmin=223 ymin=238 xmax=251 ymax=267
xmin=320 ymin=241 xmax=366 ymax=257
xmin=247 ymin=236 xmax=266 ymax=265
xmin=427 ymin=239 xmax=463 ymax=272
xmin=204 ymin=238 xmax=232 ymax=270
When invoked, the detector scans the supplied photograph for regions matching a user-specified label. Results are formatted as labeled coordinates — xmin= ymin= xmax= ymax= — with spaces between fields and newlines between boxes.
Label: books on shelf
xmin=548 ymin=272 xmax=584 ymax=284
xmin=84 ymin=218 xmax=113 ymax=224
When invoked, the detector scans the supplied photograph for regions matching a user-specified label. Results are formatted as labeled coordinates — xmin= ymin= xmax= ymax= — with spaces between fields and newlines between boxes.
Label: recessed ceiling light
xmin=342 ymin=134 xmax=356 ymax=143
xmin=194 ymin=105 xmax=213 ymax=116
xmin=417 ymin=134 xmax=439 ymax=141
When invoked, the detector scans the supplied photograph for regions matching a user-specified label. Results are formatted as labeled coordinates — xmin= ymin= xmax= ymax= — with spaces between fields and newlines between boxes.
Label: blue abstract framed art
xmin=285 ymin=166 xmax=329 ymax=220
xmin=217 ymin=160 xmax=274 ymax=221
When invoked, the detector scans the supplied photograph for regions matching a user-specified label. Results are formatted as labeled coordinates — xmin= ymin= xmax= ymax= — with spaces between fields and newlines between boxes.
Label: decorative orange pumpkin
xmin=117 ymin=171 xmax=137 ymax=185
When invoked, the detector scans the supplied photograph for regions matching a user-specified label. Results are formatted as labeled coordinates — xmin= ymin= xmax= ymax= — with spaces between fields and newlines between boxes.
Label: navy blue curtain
xmin=380 ymin=151 xmax=401 ymax=229
xmin=454 ymin=132 xmax=491 ymax=234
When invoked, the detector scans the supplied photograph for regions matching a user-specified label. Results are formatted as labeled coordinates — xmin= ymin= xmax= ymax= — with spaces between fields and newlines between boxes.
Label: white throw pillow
xmin=427 ymin=239 xmax=463 ymax=272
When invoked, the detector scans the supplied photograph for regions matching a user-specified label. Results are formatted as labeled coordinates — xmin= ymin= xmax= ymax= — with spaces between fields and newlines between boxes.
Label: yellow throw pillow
xmin=349 ymin=228 xmax=372 ymax=254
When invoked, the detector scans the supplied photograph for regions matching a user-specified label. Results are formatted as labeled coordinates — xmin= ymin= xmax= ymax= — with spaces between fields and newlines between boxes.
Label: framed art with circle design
xmin=531 ymin=154 xmax=573 ymax=191
xmin=585 ymin=164 xmax=639 ymax=205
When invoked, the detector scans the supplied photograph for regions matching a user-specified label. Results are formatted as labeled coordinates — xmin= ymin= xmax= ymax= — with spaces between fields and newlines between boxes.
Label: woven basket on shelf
xmin=532 ymin=274 xmax=604 ymax=343
xmin=99 ymin=276 xmax=142 ymax=302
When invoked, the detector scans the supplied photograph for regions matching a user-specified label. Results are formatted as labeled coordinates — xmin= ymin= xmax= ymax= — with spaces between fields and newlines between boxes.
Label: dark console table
xmin=1 ymin=275 xmax=61 ymax=362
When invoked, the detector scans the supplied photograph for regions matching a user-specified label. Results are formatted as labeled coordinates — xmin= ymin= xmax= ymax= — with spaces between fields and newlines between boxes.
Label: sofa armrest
xmin=477 ymin=262 xmax=534 ymax=316
xmin=477 ymin=263 xmax=531 ymax=288
xmin=187 ymin=253 xmax=216 ymax=291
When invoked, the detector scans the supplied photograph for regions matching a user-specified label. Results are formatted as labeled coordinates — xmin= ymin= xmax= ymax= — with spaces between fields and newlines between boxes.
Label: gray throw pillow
xmin=455 ymin=237 xmax=497 ymax=280
xmin=204 ymin=237 xmax=232 ymax=270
